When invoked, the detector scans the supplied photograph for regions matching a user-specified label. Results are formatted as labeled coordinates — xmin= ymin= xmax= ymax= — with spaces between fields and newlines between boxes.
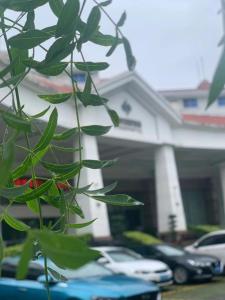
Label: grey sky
xmin=5 ymin=0 xmax=224 ymax=90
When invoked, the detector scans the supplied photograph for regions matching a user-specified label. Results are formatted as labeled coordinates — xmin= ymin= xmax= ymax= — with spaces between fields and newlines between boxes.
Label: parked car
xmin=92 ymin=246 xmax=173 ymax=287
xmin=185 ymin=230 xmax=225 ymax=268
xmin=0 ymin=257 xmax=161 ymax=300
xmin=128 ymin=243 xmax=223 ymax=284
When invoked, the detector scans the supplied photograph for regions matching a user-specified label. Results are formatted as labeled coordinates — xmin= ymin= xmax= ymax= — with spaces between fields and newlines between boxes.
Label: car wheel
xmin=173 ymin=266 xmax=189 ymax=284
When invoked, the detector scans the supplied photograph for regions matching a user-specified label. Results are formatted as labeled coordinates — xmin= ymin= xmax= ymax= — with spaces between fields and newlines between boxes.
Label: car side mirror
xmin=193 ymin=242 xmax=199 ymax=249
xmin=98 ymin=257 xmax=109 ymax=265
xmin=37 ymin=274 xmax=57 ymax=286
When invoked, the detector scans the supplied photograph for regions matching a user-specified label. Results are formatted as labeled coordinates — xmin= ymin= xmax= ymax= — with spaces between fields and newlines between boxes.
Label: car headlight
xmin=187 ymin=259 xmax=199 ymax=267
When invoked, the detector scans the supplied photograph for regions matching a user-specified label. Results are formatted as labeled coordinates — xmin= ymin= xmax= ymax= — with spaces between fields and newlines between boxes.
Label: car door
xmin=0 ymin=262 xmax=47 ymax=300
xmin=194 ymin=234 xmax=225 ymax=264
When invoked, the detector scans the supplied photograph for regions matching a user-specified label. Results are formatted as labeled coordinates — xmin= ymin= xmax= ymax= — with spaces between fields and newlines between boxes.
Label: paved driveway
xmin=163 ymin=277 xmax=225 ymax=300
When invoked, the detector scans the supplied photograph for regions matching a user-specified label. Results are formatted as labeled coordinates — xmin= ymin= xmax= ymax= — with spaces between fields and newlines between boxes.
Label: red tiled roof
xmin=32 ymin=75 xmax=72 ymax=93
xmin=183 ymin=114 xmax=225 ymax=126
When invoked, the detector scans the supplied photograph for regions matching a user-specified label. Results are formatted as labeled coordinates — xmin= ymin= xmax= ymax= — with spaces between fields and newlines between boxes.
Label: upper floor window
xmin=183 ymin=98 xmax=198 ymax=108
xmin=72 ymin=73 xmax=86 ymax=83
xmin=218 ymin=97 xmax=225 ymax=107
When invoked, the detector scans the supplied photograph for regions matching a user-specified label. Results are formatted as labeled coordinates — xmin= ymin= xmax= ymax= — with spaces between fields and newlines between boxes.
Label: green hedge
xmin=188 ymin=224 xmax=221 ymax=237
xmin=4 ymin=244 xmax=23 ymax=257
xmin=123 ymin=231 xmax=162 ymax=245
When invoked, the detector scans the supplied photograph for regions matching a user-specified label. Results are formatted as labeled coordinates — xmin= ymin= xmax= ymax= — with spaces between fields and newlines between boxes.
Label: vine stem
xmin=1 ymin=15 xmax=51 ymax=300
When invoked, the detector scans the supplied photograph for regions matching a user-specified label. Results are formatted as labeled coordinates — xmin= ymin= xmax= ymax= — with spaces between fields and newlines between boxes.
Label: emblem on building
xmin=121 ymin=101 xmax=132 ymax=115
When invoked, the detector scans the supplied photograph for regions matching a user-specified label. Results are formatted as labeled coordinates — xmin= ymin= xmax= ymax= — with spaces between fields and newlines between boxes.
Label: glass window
xmin=183 ymin=98 xmax=198 ymax=108
xmin=107 ymin=249 xmax=142 ymax=262
xmin=48 ymin=261 xmax=113 ymax=279
xmin=198 ymin=234 xmax=225 ymax=247
xmin=218 ymin=97 xmax=225 ymax=106
xmin=155 ymin=245 xmax=185 ymax=256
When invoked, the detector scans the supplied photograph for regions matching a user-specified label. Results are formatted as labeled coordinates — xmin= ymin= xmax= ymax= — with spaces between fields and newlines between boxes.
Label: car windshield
xmin=156 ymin=245 xmax=185 ymax=256
xmin=48 ymin=261 xmax=113 ymax=279
xmin=107 ymin=249 xmax=142 ymax=262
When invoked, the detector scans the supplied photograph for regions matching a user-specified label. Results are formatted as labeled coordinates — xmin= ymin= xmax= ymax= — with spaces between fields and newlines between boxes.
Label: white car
xmin=185 ymin=230 xmax=225 ymax=268
xmin=93 ymin=246 xmax=173 ymax=287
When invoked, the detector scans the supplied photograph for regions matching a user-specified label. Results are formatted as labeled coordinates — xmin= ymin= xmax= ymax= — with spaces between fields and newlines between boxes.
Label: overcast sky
xmin=4 ymin=0 xmax=224 ymax=90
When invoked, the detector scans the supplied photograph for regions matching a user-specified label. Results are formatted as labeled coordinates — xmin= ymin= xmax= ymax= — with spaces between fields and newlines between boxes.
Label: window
xmin=218 ymin=97 xmax=225 ymax=107
xmin=198 ymin=234 xmax=225 ymax=247
xmin=183 ymin=98 xmax=198 ymax=108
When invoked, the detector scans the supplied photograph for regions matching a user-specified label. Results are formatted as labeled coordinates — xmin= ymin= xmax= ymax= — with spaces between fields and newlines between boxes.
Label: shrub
xmin=188 ymin=224 xmax=221 ymax=237
xmin=123 ymin=231 xmax=162 ymax=245
xmin=4 ymin=244 xmax=23 ymax=257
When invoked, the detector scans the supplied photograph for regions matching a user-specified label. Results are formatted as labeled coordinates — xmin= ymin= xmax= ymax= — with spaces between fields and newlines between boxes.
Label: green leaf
xmin=12 ymin=147 xmax=49 ymax=180
xmin=24 ymin=11 xmax=35 ymax=31
xmin=81 ymin=6 xmax=101 ymax=43
xmin=11 ymin=156 xmax=31 ymax=180
xmin=107 ymin=108 xmax=120 ymax=127
xmin=55 ymin=165 xmax=81 ymax=182
xmin=67 ymin=219 xmax=96 ymax=229
xmin=208 ymin=48 xmax=225 ymax=107
xmin=0 ymin=236 xmax=4 ymax=264
xmin=42 ymin=25 xmax=57 ymax=37
xmin=34 ymin=108 xmax=58 ymax=153
xmin=45 ymin=38 xmax=75 ymax=64
xmin=0 ymin=60 xmax=17 ymax=78
xmin=53 ymin=128 xmax=77 ymax=141
xmin=16 ymin=237 xmax=33 ymax=280
xmin=30 ymin=106 xmax=50 ymax=119
xmin=37 ymin=62 xmax=68 ymax=76
xmin=81 ymin=125 xmax=111 ymax=136
xmin=83 ymin=159 xmax=117 ymax=169
xmin=98 ymin=0 xmax=112 ymax=6
xmin=77 ymin=92 xmax=108 ymax=107
xmin=1 ymin=0 xmax=48 ymax=12
xmin=49 ymin=0 xmax=64 ymax=17
xmin=56 ymin=0 xmax=80 ymax=37
xmin=69 ymin=204 xmax=84 ymax=219
xmin=86 ymin=182 xmax=117 ymax=195
xmin=0 ymin=181 xmax=30 ymax=198
xmin=33 ymin=230 xmax=100 ymax=269
xmin=27 ymin=198 xmax=40 ymax=214
xmin=2 ymin=111 xmax=31 ymax=132
xmin=0 ymin=136 xmax=15 ymax=186
xmin=117 ymin=11 xmax=126 ymax=27
xmin=38 ymin=93 xmax=72 ymax=104
xmin=3 ymin=213 xmax=30 ymax=231
xmin=9 ymin=30 xmax=51 ymax=49
xmin=51 ymin=145 xmax=81 ymax=153
xmin=0 ymin=73 xmax=25 ymax=88
xmin=11 ymin=48 xmax=28 ymax=75
xmin=75 ymin=62 xmax=109 ymax=71
xmin=123 ymin=37 xmax=136 ymax=71
xmin=106 ymin=32 xmax=120 ymax=57
xmin=84 ymin=74 xmax=92 ymax=94
xmin=91 ymin=194 xmax=144 ymax=206
xmin=90 ymin=31 xmax=121 ymax=46
xmin=41 ymin=161 xmax=80 ymax=174
xmin=15 ymin=180 xmax=53 ymax=203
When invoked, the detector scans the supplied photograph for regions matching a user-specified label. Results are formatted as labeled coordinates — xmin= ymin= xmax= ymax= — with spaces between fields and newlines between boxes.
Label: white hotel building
xmin=1 ymin=63 xmax=225 ymax=240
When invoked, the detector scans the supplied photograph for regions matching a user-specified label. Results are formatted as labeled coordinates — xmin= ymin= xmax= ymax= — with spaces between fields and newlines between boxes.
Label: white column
xmin=154 ymin=145 xmax=187 ymax=233
xmin=219 ymin=164 xmax=225 ymax=227
xmin=75 ymin=135 xmax=111 ymax=238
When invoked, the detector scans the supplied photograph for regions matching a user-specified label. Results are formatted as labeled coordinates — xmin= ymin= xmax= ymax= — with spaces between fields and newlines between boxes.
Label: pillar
xmin=219 ymin=164 xmax=225 ymax=227
xmin=154 ymin=145 xmax=187 ymax=233
xmin=74 ymin=135 xmax=111 ymax=238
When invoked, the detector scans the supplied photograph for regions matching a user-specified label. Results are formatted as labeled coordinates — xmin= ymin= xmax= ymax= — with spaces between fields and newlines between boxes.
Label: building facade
xmin=1 ymin=69 xmax=225 ymax=240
